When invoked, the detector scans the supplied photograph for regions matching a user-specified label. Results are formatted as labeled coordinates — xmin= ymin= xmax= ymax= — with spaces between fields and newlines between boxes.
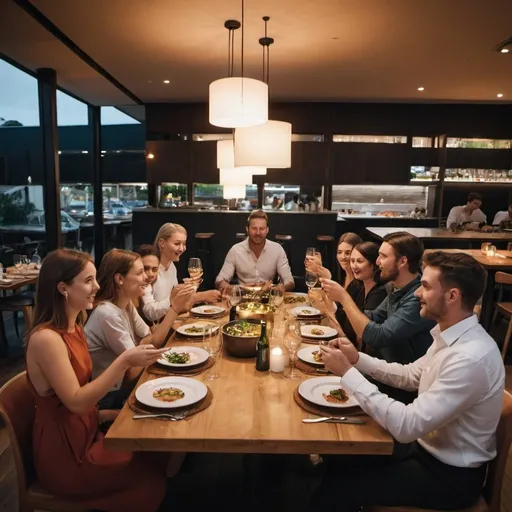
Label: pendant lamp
xmin=217 ymin=140 xmax=266 ymax=176
xmin=209 ymin=9 xmax=268 ymax=129
xmin=223 ymin=184 xmax=247 ymax=200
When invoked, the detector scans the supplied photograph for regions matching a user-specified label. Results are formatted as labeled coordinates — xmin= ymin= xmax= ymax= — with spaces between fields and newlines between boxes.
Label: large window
xmin=333 ymin=135 xmax=407 ymax=144
xmin=410 ymin=166 xmax=440 ymax=181
xmin=445 ymin=169 xmax=512 ymax=182
xmin=446 ymin=138 xmax=512 ymax=149
xmin=159 ymin=183 xmax=188 ymax=207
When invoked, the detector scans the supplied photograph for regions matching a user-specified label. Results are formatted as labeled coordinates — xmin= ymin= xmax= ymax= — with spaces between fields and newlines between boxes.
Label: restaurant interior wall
xmin=145 ymin=102 xmax=512 ymax=191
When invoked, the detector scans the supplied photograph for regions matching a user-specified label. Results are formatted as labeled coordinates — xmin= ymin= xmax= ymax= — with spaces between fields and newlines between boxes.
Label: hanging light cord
xmin=241 ymin=0 xmax=245 ymax=80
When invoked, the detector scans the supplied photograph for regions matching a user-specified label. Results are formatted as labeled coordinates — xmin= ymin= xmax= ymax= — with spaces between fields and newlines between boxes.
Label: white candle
xmin=270 ymin=346 xmax=285 ymax=373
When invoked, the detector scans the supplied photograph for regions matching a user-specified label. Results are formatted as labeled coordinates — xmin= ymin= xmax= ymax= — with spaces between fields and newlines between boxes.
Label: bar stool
xmin=275 ymin=234 xmax=293 ymax=265
xmin=236 ymin=233 xmax=247 ymax=242
xmin=195 ymin=232 xmax=215 ymax=289
xmin=316 ymin=235 xmax=335 ymax=275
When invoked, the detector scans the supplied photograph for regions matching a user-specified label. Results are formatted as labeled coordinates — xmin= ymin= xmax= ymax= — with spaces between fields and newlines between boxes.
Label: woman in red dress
xmin=25 ymin=249 xmax=169 ymax=512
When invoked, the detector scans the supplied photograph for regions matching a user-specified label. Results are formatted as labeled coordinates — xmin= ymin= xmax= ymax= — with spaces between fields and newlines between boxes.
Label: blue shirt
xmin=363 ymin=275 xmax=435 ymax=364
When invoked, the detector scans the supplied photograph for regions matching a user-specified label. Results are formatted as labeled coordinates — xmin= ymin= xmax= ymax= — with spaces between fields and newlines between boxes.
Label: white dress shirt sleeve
xmin=446 ymin=206 xmax=460 ymax=229
xmin=141 ymin=285 xmax=170 ymax=321
xmin=492 ymin=212 xmax=506 ymax=225
xmin=276 ymin=245 xmax=294 ymax=287
xmin=474 ymin=209 xmax=487 ymax=223
xmin=341 ymin=352 xmax=490 ymax=444
xmin=216 ymin=246 xmax=236 ymax=285
xmin=129 ymin=302 xmax=151 ymax=340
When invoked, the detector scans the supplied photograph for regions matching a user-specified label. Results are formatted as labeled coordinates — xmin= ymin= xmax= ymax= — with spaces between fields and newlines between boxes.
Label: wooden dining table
xmin=105 ymin=311 xmax=393 ymax=456
xmin=428 ymin=249 xmax=512 ymax=331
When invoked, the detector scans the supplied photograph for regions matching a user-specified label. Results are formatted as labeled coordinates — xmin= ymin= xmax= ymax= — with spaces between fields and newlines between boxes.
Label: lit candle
xmin=270 ymin=346 xmax=286 ymax=373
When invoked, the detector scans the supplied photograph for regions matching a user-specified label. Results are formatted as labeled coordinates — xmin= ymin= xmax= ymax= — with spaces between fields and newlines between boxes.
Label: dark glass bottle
xmin=255 ymin=321 xmax=269 ymax=372
xmin=229 ymin=305 xmax=237 ymax=321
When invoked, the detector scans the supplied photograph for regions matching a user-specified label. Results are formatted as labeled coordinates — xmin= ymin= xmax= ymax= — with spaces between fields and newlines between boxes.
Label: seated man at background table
xmin=321 ymin=232 xmax=435 ymax=402
xmin=312 ymin=251 xmax=504 ymax=512
xmin=215 ymin=210 xmax=294 ymax=292
xmin=446 ymin=192 xmax=486 ymax=230
xmin=492 ymin=202 xmax=512 ymax=229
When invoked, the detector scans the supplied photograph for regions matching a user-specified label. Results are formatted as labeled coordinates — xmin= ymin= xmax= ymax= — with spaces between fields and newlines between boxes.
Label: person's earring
xmin=64 ymin=292 xmax=69 ymax=302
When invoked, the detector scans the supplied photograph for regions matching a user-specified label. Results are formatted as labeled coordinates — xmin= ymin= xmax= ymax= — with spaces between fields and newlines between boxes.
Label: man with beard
xmin=215 ymin=210 xmax=294 ymax=292
xmin=311 ymin=252 xmax=504 ymax=512
xmin=322 ymin=232 xmax=435 ymax=367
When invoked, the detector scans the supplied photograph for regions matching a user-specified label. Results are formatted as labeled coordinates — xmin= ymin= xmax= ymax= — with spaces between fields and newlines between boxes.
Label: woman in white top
xmin=86 ymin=248 xmax=194 ymax=409
xmin=141 ymin=222 xmax=220 ymax=322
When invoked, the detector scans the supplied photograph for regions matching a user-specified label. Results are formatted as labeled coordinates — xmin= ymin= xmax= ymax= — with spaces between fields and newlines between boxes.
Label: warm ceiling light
xmin=219 ymin=168 xmax=253 ymax=185
xmin=235 ymin=121 xmax=292 ymax=168
xmin=217 ymin=140 xmax=266 ymax=175
xmin=163 ymin=80 xmax=170 ymax=84
xmin=497 ymin=93 xmax=504 ymax=98
xmin=146 ymin=153 xmax=155 ymax=159
xmin=501 ymin=48 xmax=509 ymax=53
xmin=417 ymin=87 xmax=425 ymax=91
xmin=223 ymin=184 xmax=247 ymax=200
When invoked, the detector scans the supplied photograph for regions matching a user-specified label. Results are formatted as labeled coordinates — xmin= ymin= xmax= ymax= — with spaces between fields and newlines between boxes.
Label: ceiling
xmin=1 ymin=0 xmax=512 ymax=106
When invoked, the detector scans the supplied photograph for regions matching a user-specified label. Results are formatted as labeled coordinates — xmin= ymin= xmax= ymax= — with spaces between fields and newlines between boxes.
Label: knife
xmin=302 ymin=417 xmax=365 ymax=425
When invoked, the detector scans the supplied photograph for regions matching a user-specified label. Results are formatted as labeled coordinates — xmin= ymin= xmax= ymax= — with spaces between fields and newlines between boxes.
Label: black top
xmin=335 ymin=280 xmax=387 ymax=345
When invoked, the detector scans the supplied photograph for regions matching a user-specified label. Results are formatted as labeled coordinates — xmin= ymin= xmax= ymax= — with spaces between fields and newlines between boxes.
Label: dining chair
xmin=0 ymin=372 xmax=91 ymax=512
xmin=490 ymin=272 xmax=512 ymax=359
xmin=365 ymin=390 xmax=512 ymax=512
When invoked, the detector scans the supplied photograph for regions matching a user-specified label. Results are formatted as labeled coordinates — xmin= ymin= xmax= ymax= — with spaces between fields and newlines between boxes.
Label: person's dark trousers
xmin=98 ymin=385 xmax=133 ymax=410
xmin=309 ymin=441 xmax=486 ymax=511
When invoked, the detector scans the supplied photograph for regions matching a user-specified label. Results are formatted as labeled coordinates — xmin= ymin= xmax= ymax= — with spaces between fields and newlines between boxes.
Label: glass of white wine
xmin=305 ymin=271 xmax=318 ymax=291
xmin=270 ymin=284 xmax=284 ymax=310
xmin=228 ymin=285 xmax=242 ymax=308
xmin=188 ymin=258 xmax=203 ymax=291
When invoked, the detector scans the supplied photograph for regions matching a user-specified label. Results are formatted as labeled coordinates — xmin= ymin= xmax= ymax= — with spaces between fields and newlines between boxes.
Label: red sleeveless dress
xmin=27 ymin=326 xmax=167 ymax=512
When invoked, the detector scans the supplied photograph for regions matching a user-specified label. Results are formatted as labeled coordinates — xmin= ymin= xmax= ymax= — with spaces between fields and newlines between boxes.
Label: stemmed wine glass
xmin=228 ymin=285 xmax=242 ymax=308
xmin=284 ymin=319 xmax=302 ymax=380
xmin=202 ymin=324 xmax=222 ymax=380
xmin=187 ymin=258 xmax=203 ymax=291
xmin=270 ymin=284 xmax=284 ymax=310
xmin=13 ymin=254 xmax=22 ymax=275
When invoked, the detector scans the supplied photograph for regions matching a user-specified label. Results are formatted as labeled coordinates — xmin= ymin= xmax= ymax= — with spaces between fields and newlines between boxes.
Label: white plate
xmin=284 ymin=292 xmax=308 ymax=305
xmin=157 ymin=346 xmax=210 ymax=367
xmin=292 ymin=306 xmax=321 ymax=317
xmin=301 ymin=324 xmax=338 ymax=339
xmin=0 ymin=278 xmax=13 ymax=284
xmin=135 ymin=376 xmax=208 ymax=409
xmin=297 ymin=346 xmax=324 ymax=366
xmin=298 ymin=376 xmax=359 ymax=409
xmin=176 ymin=322 xmax=219 ymax=337
xmin=191 ymin=305 xmax=226 ymax=316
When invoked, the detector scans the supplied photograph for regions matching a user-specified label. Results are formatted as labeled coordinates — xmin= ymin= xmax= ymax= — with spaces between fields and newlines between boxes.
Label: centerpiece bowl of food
xmin=236 ymin=301 xmax=276 ymax=320
xmin=221 ymin=319 xmax=262 ymax=358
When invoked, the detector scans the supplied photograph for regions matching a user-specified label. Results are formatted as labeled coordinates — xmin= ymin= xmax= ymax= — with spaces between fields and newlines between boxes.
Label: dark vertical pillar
xmin=436 ymin=134 xmax=448 ymax=227
xmin=187 ymin=182 xmax=194 ymax=205
xmin=88 ymin=106 xmax=105 ymax=265
xmin=37 ymin=68 xmax=61 ymax=250
xmin=256 ymin=178 xmax=264 ymax=209
xmin=148 ymin=184 xmax=158 ymax=207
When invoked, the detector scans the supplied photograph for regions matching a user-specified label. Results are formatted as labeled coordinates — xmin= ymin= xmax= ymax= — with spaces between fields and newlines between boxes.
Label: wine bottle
xmin=255 ymin=321 xmax=269 ymax=372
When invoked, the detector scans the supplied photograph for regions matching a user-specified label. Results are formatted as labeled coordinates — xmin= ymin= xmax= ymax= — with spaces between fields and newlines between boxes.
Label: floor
xmin=1 ymin=315 xmax=512 ymax=511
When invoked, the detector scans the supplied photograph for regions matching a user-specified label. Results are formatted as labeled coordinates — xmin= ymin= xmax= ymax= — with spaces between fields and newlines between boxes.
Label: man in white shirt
xmin=492 ymin=203 xmax=512 ymax=227
xmin=312 ymin=251 xmax=505 ymax=511
xmin=446 ymin=192 xmax=486 ymax=230
xmin=215 ymin=210 xmax=295 ymax=291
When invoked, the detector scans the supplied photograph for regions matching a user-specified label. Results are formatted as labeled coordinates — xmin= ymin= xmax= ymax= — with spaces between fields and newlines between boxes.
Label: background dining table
xmin=105 ymin=311 xmax=393 ymax=456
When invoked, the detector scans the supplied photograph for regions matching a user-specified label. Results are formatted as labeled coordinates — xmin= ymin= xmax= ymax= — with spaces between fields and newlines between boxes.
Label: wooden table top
xmin=428 ymin=249 xmax=512 ymax=269
xmin=0 ymin=268 xmax=39 ymax=291
xmin=367 ymin=227 xmax=512 ymax=241
xmin=105 ymin=314 xmax=393 ymax=456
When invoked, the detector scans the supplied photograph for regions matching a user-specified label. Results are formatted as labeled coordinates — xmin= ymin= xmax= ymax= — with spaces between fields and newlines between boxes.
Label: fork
xmin=132 ymin=413 xmax=187 ymax=421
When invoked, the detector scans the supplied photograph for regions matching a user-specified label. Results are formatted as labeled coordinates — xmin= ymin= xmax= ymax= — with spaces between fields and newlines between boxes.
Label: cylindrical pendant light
xmin=223 ymin=184 xmax=247 ymax=200
xmin=217 ymin=140 xmax=266 ymax=175
xmin=219 ymin=168 xmax=253 ymax=185
xmin=234 ymin=120 xmax=292 ymax=168
xmin=210 ymin=77 xmax=268 ymax=128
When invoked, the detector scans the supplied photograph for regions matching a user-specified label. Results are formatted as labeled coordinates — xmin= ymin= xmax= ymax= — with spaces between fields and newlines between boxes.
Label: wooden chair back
xmin=483 ymin=390 xmax=512 ymax=512
xmin=495 ymin=272 xmax=512 ymax=286
xmin=0 ymin=372 xmax=36 ymax=496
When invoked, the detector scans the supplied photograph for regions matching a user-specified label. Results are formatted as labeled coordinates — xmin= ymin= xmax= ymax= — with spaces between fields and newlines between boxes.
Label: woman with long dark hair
xmin=25 ymin=249 xmax=168 ymax=511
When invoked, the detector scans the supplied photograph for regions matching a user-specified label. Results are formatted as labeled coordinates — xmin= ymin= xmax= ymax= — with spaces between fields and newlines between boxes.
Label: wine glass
xmin=306 ymin=247 xmax=316 ymax=259
xmin=270 ymin=284 xmax=284 ymax=308
xmin=284 ymin=319 xmax=302 ymax=380
xmin=305 ymin=271 xmax=318 ymax=292
xmin=228 ymin=285 xmax=242 ymax=308
xmin=202 ymin=324 xmax=222 ymax=380
xmin=188 ymin=258 xmax=203 ymax=291
xmin=21 ymin=256 xmax=30 ymax=274
xmin=13 ymin=254 xmax=22 ymax=274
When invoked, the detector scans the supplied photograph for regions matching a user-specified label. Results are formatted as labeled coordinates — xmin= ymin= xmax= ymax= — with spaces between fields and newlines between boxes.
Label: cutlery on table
xmin=302 ymin=417 xmax=365 ymax=425
xmin=133 ymin=413 xmax=187 ymax=421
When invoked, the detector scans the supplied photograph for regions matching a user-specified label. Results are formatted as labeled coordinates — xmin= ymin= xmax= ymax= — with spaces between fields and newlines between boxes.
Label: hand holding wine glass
xmin=305 ymin=271 xmax=318 ymax=291
xmin=187 ymin=258 xmax=203 ymax=290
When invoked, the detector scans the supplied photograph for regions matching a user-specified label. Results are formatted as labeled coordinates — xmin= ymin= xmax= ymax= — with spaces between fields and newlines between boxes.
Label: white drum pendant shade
xmin=209 ymin=77 xmax=268 ymax=128
xmin=234 ymin=120 xmax=292 ymax=168
xmin=217 ymin=140 xmax=267 ymax=175
xmin=219 ymin=168 xmax=253 ymax=186
xmin=223 ymin=184 xmax=247 ymax=199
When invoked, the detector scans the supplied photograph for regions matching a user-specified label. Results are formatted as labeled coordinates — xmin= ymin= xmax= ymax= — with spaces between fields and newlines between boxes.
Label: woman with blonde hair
xmin=25 ymin=249 xmax=168 ymax=511
xmin=86 ymin=248 xmax=194 ymax=409
xmin=141 ymin=222 xmax=220 ymax=322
